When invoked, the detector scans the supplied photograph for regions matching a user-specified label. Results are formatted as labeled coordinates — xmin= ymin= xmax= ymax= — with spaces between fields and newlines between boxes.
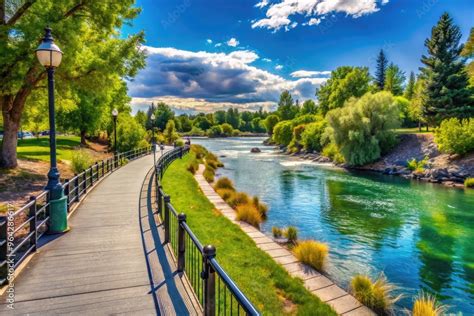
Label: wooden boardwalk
xmin=0 ymin=153 xmax=197 ymax=315
xmin=195 ymin=165 xmax=375 ymax=316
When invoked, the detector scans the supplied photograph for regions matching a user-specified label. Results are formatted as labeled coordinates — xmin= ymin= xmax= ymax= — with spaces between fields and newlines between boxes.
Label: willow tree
xmin=0 ymin=0 xmax=145 ymax=168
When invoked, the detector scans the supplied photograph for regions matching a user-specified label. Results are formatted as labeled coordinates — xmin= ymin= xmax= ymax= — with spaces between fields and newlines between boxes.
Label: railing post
xmin=83 ymin=170 xmax=87 ymax=194
xmin=101 ymin=160 xmax=105 ymax=178
xmin=29 ymin=196 xmax=37 ymax=251
xmin=90 ymin=166 xmax=95 ymax=186
xmin=156 ymin=183 xmax=162 ymax=214
xmin=64 ymin=179 xmax=70 ymax=211
xmin=0 ymin=213 xmax=9 ymax=285
xmin=177 ymin=213 xmax=186 ymax=272
xmin=75 ymin=174 xmax=80 ymax=201
xmin=164 ymin=195 xmax=171 ymax=243
xmin=114 ymin=153 xmax=118 ymax=168
xmin=203 ymin=245 xmax=216 ymax=316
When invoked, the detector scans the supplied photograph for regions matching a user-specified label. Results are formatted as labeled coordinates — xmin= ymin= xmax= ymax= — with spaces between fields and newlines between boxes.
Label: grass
xmin=17 ymin=135 xmax=82 ymax=162
xmin=272 ymin=226 xmax=283 ymax=238
xmin=350 ymin=273 xmax=400 ymax=315
xmin=395 ymin=127 xmax=432 ymax=134
xmin=293 ymin=240 xmax=328 ymax=271
xmin=464 ymin=177 xmax=474 ymax=188
xmin=412 ymin=292 xmax=446 ymax=316
xmin=162 ymin=153 xmax=337 ymax=315
xmin=285 ymin=226 xmax=298 ymax=245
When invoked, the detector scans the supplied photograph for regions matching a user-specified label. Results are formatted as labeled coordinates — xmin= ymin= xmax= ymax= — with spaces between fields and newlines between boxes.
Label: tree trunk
xmin=418 ymin=120 xmax=421 ymax=132
xmin=426 ymin=124 xmax=429 ymax=132
xmin=80 ymin=130 xmax=87 ymax=146
xmin=0 ymin=107 xmax=20 ymax=168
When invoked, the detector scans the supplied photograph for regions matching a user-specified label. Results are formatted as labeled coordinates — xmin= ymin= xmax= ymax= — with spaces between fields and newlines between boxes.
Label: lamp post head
xmin=36 ymin=27 xmax=63 ymax=68
xmin=112 ymin=108 xmax=118 ymax=118
xmin=150 ymin=113 xmax=155 ymax=121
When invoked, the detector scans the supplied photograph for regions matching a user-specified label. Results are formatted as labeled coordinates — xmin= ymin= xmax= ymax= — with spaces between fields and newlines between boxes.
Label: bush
xmin=252 ymin=196 xmax=268 ymax=219
xmin=221 ymin=123 xmax=234 ymax=136
xmin=227 ymin=192 xmax=250 ymax=209
xmin=207 ymin=125 xmax=223 ymax=138
xmin=301 ymin=120 xmax=327 ymax=152
xmin=235 ymin=203 xmax=263 ymax=228
xmin=116 ymin=114 xmax=148 ymax=152
xmin=350 ymin=273 xmax=400 ymax=314
xmin=285 ymin=226 xmax=298 ymax=244
xmin=293 ymin=240 xmax=328 ymax=271
xmin=321 ymin=143 xmax=345 ymax=164
xmin=71 ymin=150 xmax=93 ymax=173
xmin=272 ymin=120 xmax=294 ymax=146
xmin=434 ymin=118 xmax=474 ymax=155
xmin=412 ymin=292 xmax=446 ymax=316
xmin=203 ymin=166 xmax=215 ymax=183
xmin=264 ymin=114 xmax=280 ymax=135
xmin=407 ymin=156 xmax=428 ymax=173
xmin=187 ymin=158 xmax=199 ymax=174
xmin=326 ymin=91 xmax=400 ymax=166
xmin=272 ymin=226 xmax=283 ymax=238
xmin=465 ymin=177 xmax=474 ymax=188
xmin=175 ymin=139 xmax=184 ymax=147
xmin=163 ymin=120 xmax=179 ymax=145
xmin=191 ymin=144 xmax=208 ymax=160
xmin=216 ymin=188 xmax=235 ymax=201
xmin=214 ymin=177 xmax=235 ymax=191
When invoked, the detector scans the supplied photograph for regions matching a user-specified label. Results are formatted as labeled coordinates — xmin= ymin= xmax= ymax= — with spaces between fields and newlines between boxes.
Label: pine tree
xmin=404 ymin=72 xmax=416 ymax=100
xmin=375 ymin=49 xmax=388 ymax=90
xmin=419 ymin=13 xmax=473 ymax=124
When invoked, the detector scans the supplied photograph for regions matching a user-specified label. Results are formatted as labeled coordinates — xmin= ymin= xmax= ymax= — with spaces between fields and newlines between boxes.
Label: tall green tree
xmin=154 ymin=102 xmax=174 ymax=131
xmin=375 ymin=49 xmax=389 ymax=90
xmin=419 ymin=12 xmax=473 ymax=124
xmin=277 ymin=90 xmax=298 ymax=120
xmin=300 ymin=99 xmax=317 ymax=115
xmin=135 ymin=110 xmax=147 ymax=128
xmin=316 ymin=66 xmax=371 ymax=115
xmin=0 ymin=0 xmax=145 ymax=168
xmin=214 ymin=110 xmax=226 ymax=124
xmin=263 ymin=114 xmax=279 ymax=135
xmin=461 ymin=27 xmax=474 ymax=85
xmin=404 ymin=71 xmax=416 ymax=100
xmin=225 ymin=108 xmax=240 ymax=129
xmin=384 ymin=63 xmax=406 ymax=96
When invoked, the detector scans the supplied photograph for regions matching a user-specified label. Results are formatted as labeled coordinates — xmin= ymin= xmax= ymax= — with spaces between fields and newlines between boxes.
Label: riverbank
xmin=265 ymin=134 xmax=473 ymax=189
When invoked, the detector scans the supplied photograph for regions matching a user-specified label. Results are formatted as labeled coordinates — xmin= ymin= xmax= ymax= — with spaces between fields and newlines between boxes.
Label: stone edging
xmin=195 ymin=165 xmax=375 ymax=316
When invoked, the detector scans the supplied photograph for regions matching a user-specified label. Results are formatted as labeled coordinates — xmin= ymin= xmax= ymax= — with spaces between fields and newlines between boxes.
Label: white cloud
xmin=255 ymin=0 xmax=269 ymax=8
xmin=215 ymin=43 xmax=222 ymax=47
xmin=290 ymin=70 xmax=331 ymax=78
xmin=206 ymin=39 xmax=213 ymax=44
xmin=262 ymin=58 xmax=272 ymax=62
xmin=252 ymin=0 xmax=388 ymax=31
xmin=127 ymin=46 xmax=328 ymax=112
xmin=227 ymin=37 xmax=239 ymax=47
xmin=275 ymin=64 xmax=283 ymax=70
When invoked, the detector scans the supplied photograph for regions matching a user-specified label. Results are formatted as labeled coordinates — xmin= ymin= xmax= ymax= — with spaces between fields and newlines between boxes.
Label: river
xmin=191 ymin=137 xmax=474 ymax=313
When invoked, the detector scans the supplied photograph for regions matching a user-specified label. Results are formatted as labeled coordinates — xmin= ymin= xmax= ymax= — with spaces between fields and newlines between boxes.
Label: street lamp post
xmin=112 ymin=109 xmax=118 ymax=167
xmin=36 ymin=27 xmax=68 ymax=233
xmin=151 ymin=113 xmax=156 ymax=166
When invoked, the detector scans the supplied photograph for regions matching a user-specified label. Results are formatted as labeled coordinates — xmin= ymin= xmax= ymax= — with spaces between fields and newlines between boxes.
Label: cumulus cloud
xmin=127 ymin=46 xmax=328 ymax=113
xmin=262 ymin=58 xmax=272 ymax=62
xmin=275 ymin=64 xmax=283 ymax=70
xmin=255 ymin=0 xmax=269 ymax=8
xmin=226 ymin=37 xmax=239 ymax=47
xmin=206 ymin=39 xmax=213 ymax=44
xmin=252 ymin=0 xmax=388 ymax=31
xmin=290 ymin=70 xmax=331 ymax=78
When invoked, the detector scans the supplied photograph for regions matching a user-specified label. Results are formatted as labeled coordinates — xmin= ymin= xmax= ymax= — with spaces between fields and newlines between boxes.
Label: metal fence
xmin=0 ymin=146 xmax=153 ymax=285
xmin=154 ymin=147 xmax=260 ymax=316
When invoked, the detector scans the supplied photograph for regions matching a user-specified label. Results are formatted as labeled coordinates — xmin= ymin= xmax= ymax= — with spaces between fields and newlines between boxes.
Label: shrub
xmin=434 ymin=118 xmax=474 ymax=155
xmin=321 ymin=143 xmax=345 ymax=164
xmin=412 ymin=292 xmax=446 ymax=316
xmin=252 ymin=196 xmax=268 ymax=219
xmin=221 ymin=123 xmax=234 ymax=136
xmin=350 ymin=273 xmax=400 ymax=314
xmin=187 ymin=159 xmax=199 ymax=174
xmin=465 ymin=177 xmax=474 ymax=188
xmin=407 ymin=156 xmax=429 ymax=173
xmin=227 ymin=192 xmax=250 ymax=209
xmin=272 ymin=226 xmax=283 ymax=238
xmin=203 ymin=166 xmax=215 ymax=183
xmin=163 ymin=120 xmax=179 ymax=145
xmin=116 ymin=114 xmax=148 ymax=152
xmin=301 ymin=120 xmax=327 ymax=152
xmin=207 ymin=125 xmax=223 ymax=138
xmin=231 ymin=129 xmax=241 ymax=136
xmin=175 ymin=139 xmax=185 ymax=147
xmin=206 ymin=160 xmax=218 ymax=170
xmin=264 ymin=114 xmax=280 ymax=135
xmin=191 ymin=144 xmax=208 ymax=160
xmin=216 ymin=189 xmax=235 ymax=201
xmin=285 ymin=226 xmax=298 ymax=244
xmin=235 ymin=203 xmax=263 ymax=228
xmin=326 ymin=91 xmax=400 ymax=166
xmin=214 ymin=177 xmax=235 ymax=191
xmin=272 ymin=120 xmax=294 ymax=146
xmin=293 ymin=240 xmax=328 ymax=271
xmin=71 ymin=150 xmax=93 ymax=173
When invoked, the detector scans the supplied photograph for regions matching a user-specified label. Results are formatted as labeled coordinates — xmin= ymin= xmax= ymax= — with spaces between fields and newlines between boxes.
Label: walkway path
xmin=0 ymin=153 xmax=196 ymax=315
xmin=195 ymin=165 xmax=375 ymax=316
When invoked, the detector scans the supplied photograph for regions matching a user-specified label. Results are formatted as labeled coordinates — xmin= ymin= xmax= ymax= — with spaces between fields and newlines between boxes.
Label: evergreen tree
xmin=419 ymin=13 xmax=473 ymax=124
xmin=226 ymin=108 xmax=240 ymax=129
xmin=384 ymin=63 xmax=406 ymax=96
xmin=404 ymin=72 xmax=416 ymax=100
xmin=375 ymin=49 xmax=389 ymax=90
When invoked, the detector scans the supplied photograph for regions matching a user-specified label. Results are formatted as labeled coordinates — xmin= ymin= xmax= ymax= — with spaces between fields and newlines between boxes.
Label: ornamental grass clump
xmin=214 ymin=177 xmax=235 ymax=191
xmin=71 ymin=150 xmax=93 ymax=174
xmin=203 ymin=165 xmax=215 ymax=183
xmin=293 ymin=240 xmax=328 ymax=271
xmin=272 ymin=226 xmax=283 ymax=238
xmin=191 ymin=144 xmax=208 ymax=159
xmin=464 ymin=177 xmax=474 ymax=188
xmin=350 ymin=273 xmax=400 ymax=315
xmin=227 ymin=192 xmax=251 ymax=208
xmin=187 ymin=158 xmax=199 ymax=174
xmin=412 ymin=292 xmax=446 ymax=316
xmin=235 ymin=203 xmax=263 ymax=228
xmin=216 ymin=188 xmax=235 ymax=201
xmin=285 ymin=226 xmax=298 ymax=244
xmin=252 ymin=196 xmax=268 ymax=219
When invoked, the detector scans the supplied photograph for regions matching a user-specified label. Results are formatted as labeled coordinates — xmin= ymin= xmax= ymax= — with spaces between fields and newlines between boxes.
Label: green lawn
xmin=162 ymin=153 xmax=337 ymax=315
xmin=17 ymin=135 xmax=82 ymax=162
xmin=395 ymin=127 xmax=432 ymax=134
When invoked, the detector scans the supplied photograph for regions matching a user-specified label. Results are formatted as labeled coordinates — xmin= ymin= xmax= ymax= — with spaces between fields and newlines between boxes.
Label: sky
xmin=122 ymin=0 xmax=473 ymax=114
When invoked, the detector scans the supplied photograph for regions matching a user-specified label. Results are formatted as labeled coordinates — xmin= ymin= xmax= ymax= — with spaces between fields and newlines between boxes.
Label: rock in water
xmin=250 ymin=147 xmax=261 ymax=153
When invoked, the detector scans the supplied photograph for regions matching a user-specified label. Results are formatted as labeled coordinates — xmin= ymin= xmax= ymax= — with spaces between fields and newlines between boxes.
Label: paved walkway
xmin=195 ymin=165 xmax=375 ymax=316
xmin=0 ymin=153 xmax=195 ymax=315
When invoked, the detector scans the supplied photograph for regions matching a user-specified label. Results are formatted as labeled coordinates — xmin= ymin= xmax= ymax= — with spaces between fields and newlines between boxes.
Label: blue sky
xmin=123 ymin=0 xmax=473 ymax=114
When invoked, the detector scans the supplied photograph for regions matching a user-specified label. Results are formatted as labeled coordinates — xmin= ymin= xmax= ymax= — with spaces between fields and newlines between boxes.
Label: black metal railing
xmin=154 ymin=147 xmax=260 ymax=316
xmin=0 ymin=146 xmax=153 ymax=285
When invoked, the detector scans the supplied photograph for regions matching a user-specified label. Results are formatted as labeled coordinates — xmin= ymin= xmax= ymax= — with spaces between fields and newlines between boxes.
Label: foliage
xmin=135 ymin=110 xmax=147 ymax=128
xmin=420 ymin=13 xmax=474 ymax=124
xmin=394 ymin=96 xmax=411 ymax=126
xmin=207 ymin=125 xmax=223 ymax=138
xmin=226 ymin=108 xmax=241 ymax=129
xmin=216 ymin=188 xmax=235 ymax=201
xmin=214 ymin=177 xmax=235 ymax=191
xmin=326 ymin=92 xmax=400 ymax=166
xmin=288 ymin=124 xmax=306 ymax=153
xmin=272 ymin=121 xmax=294 ymax=146
xmin=301 ymin=100 xmax=317 ymax=115
xmin=375 ymin=49 xmax=388 ymax=90
xmin=321 ymin=143 xmax=345 ymax=164
xmin=163 ymin=120 xmax=179 ymax=145
xmin=227 ymin=192 xmax=251 ymax=209
xmin=412 ymin=292 xmax=447 ymax=316
xmin=221 ymin=123 xmax=234 ymax=136
xmin=384 ymin=63 xmax=406 ymax=96
xmin=277 ymin=90 xmax=299 ymax=120
xmin=236 ymin=204 xmax=263 ymax=228
xmin=190 ymin=144 xmax=208 ymax=159
xmin=317 ymin=66 xmax=371 ymax=115
xmin=252 ymin=196 xmax=268 ymax=219
xmin=461 ymin=27 xmax=474 ymax=85
xmin=407 ymin=156 xmax=429 ymax=173
xmin=465 ymin=178 xmax=474 ymax=188
xmin=187 ymin=158 xmax=199 ymax=174
xmin=285 ymin=226 xmax=298 ymax=244
xmin=116 ymin=114 xmax=148 ymax=152
xmin=203 ymin=166 xmax=215 ymax=183
xmin=434 ymin=118 xmax=474 ymax=155
xmin=264 ymin=115 xmax=280 ymax=135
xmin=409 ymin=78 xmax=427 ymax=128
xmin=293 ymin=240 xmax=328 ymax=271
xmin=193 ymin=116 xmax=213 ymax=131
xmin=153 ymin=102 xmax=174 ymax=131
xmin=404 ymin=71 xmax=416 ymax=100
xmin=301 ymin=120 xmax=327 ymax=152
xmin=272 ymin=226 xmax=283 ymax=238
xmin=71 ymin=150 xmax=93 ymax=174
xmin=350 ymin=273 xmax=400 ymax=314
